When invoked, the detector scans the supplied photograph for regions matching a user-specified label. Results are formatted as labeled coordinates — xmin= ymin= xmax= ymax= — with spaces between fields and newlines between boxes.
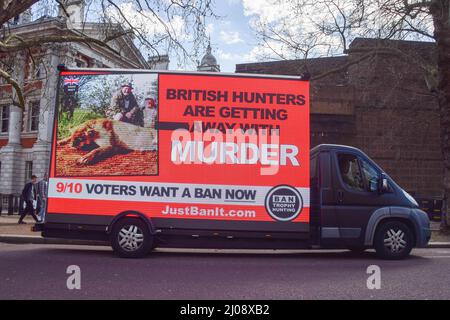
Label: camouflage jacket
xmin=106 ymin=90 xmax=143 ymax=126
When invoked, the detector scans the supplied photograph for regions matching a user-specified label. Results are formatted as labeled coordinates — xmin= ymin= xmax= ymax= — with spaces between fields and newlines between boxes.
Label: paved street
xmin=1 ymin=243 xmax=450 ymax=300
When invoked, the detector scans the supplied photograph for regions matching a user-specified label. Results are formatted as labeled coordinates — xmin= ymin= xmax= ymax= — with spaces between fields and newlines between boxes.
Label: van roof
xmin=57 ymin=66 xmax=308 ymax=81
xmin=311 ymin=144 xmax=364 ymax=155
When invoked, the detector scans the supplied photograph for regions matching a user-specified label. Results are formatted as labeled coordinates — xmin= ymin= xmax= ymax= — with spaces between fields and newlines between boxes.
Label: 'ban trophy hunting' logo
xmin=265 ymin=185 xmax=303 ymax=222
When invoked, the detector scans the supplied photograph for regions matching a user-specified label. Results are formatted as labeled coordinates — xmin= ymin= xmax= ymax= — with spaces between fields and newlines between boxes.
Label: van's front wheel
xmin=374 ymin=221 xmax=413 ymax=260
xmin=110 ymin=218 xmax=153 ymax=258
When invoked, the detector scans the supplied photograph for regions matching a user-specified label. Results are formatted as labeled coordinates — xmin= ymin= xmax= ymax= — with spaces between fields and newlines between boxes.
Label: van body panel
xmin=40 ymin=68 xmax=430 ymax=255
xmin=311 ymin=144 xmax=430 ymax=249
xmin=364 ymin=207 xmax=431 ymax=247
xmin=47 ymin=69 xmax=311 ymax=242
xmin=310 ymin=150 xmax=342 ymax=246
xmin=363 ymin=207 xmax=391 ymax=246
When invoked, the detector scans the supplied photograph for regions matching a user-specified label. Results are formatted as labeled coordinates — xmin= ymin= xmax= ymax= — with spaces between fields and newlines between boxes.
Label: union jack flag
xmin=64 ymin=77 xmax=80 ymax=85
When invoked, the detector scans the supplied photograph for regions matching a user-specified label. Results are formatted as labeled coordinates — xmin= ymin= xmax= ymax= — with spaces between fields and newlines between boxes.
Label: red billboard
xmin=48 ymin=71 xmax=310 ymax=224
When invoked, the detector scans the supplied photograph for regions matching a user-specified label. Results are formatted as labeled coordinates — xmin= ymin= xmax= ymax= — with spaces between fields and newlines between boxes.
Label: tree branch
xmin=0 ymin=0 xmax=39 ymax=25
xmin=0 ymin=65 xmax=25 ymax=109
xmin=312 ymin=51 xmax=374 ymax=81
xmin=0 ymin=33 xmax=126 ymax=55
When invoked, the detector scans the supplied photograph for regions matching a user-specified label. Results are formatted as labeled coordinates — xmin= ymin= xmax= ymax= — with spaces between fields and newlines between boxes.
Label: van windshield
xmin=360 ymin=158 xmax=379 ymax=192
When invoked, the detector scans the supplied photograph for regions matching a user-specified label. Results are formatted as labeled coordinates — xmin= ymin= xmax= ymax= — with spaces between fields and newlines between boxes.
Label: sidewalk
xmin=0 ymin=215 xmax=107 ymax=245
xmin=1 ymin=214 xmax=450 ymax=247
xmin=0 ymin=215 xmax=37 ymax=236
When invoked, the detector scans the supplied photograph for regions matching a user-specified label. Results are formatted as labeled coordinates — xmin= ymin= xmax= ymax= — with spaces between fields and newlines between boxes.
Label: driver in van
xmin=338 ymin=155 xmax=364 ymax=191
xmin=106 ymin=83 xmax=144 ymax=127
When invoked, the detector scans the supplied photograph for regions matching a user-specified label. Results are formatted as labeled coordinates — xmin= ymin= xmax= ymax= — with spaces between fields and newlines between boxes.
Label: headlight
xmin=402 ymin=189 xmax=419 ymax=207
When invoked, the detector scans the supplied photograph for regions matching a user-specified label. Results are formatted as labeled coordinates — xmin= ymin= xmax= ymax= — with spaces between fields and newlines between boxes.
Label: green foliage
xmin=57 ymin=74 xmax=158 ymax=140
xmin=58 ymin=109 xmax=102 ymax=139
xmin=79 ymin=75 xmax=130 ymax=116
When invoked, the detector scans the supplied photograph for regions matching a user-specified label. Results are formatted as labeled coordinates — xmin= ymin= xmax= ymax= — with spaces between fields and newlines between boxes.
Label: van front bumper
xmin=419 ymin=227 xmax=432 ymax=248
xmin=413 ymin=209 xmax=432 ymax=248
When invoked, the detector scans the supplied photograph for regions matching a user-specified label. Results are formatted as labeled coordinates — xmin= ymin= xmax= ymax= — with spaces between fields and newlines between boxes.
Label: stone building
xmin=0 ymin=1 xmax=157 ymax=199
xmin=197 ymin=44 xmax=220 ymax=72
xmin=149 ymin=54 xmax=170 ymax=70
xmin=236 ymin=38 xmax=442 ymax=199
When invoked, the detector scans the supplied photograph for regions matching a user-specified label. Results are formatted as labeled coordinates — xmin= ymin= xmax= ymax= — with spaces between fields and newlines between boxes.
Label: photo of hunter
xmin=55 ymin=74 xmax=158 ymax=177
xmin=106 ymin=83 xmax=144 ymax=127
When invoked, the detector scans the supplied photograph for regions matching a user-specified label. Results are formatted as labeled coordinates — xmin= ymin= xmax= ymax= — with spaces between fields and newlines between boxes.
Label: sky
xmin=29 ymin=0 xmax=264 ymax=72
xmin=29 ymin=0 xmax=434 ymax=73
xmin=105 ymin=0 xmax=271 ymax=72
xmin=204 ymin=0 xmax=259 ymax=72
xmin=105 ymin=0 xmax=264 ymax=72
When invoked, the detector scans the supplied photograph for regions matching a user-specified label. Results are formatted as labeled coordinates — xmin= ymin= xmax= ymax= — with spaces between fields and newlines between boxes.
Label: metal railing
xmin=0 ymin=194 xmax=23 ymax=215
xmin=414 ymin=197 xmax=443 ymax=222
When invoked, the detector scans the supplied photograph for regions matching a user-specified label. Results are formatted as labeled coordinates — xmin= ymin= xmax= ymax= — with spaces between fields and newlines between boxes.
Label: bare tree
xmin=0 ymin=0 xmax=215 ymax=109
xmin=247 ymin=0 xmax=450 ymax=226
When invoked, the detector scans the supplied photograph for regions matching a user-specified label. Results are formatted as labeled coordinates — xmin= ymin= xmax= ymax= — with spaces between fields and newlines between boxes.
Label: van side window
xmin=337 ymin=154 xmax=364 ymax=192
xmin=360 ymin=159 xmax=379 ymax=192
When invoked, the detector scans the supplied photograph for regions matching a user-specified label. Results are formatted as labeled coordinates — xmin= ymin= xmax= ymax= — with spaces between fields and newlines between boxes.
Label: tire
xmin=110 ymin=217 xmax=153 ymax=258
xmin=374 ymin=221 xmax=414 ymax=260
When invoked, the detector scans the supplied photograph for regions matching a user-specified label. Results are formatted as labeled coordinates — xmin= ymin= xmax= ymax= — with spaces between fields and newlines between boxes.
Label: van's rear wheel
xmin=110 ymin=218 xmax=153 ymax=258
xmin=374 ymin=221 xmax=413 ymax=260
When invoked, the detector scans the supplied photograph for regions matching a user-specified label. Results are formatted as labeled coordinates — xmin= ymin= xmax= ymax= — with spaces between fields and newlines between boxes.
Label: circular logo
xmin=265 ymin=185 xmax=303 ymax=222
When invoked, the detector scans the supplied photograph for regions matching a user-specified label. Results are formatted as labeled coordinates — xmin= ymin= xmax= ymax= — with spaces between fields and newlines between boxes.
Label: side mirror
xmin=378 ymin=173 xmax=389 ymax=194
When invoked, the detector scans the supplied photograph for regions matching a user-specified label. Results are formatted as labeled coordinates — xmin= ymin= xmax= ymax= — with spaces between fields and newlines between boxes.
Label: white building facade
xmin=0 ymin=2 xmax=154 ymax=200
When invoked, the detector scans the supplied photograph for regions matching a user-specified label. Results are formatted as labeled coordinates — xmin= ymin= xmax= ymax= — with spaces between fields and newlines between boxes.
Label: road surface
xmin=1 ymin=243 xmax=449 ymax=299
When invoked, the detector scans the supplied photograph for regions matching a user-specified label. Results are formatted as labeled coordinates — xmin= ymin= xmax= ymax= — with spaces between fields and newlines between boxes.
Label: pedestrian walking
xmin=18 ymin=175 xmax=39 ymax=224
xmin=36 ymin=173 xmax=48 ymax=222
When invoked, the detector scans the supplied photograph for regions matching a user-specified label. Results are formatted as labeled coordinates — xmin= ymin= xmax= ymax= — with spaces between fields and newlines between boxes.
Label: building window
xmin=0 ymin=105 xmax=9 ymax=133
xmin=27 ymin=101 xmax=40 ymax=132
xmin=35 ymin=63 xmax=44 ymax=79
xmin=25 ymin=161 xmax=33 ymax=182
xmin=28 ymin=61 xmax=45 ymax=80
xmin=75 ymin=59 xmax=86 ymax=67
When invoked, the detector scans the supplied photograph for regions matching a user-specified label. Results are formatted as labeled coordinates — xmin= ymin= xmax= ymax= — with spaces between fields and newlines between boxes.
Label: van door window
xmin=360 ymin=159 xmax=379 ymax=192
xmin=337 ymin=154 xmax=364 ymax=192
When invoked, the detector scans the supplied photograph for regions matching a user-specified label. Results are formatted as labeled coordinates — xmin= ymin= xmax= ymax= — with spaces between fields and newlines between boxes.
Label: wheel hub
xmin=384 ymin=228 xmax=406 ymax=253
xmin=118 ymin=225 xmax=144 ymax=251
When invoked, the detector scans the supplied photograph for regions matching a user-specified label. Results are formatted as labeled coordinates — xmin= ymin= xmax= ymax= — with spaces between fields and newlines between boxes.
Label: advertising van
xmin=38 ymin=66 xmax=431 ymax=260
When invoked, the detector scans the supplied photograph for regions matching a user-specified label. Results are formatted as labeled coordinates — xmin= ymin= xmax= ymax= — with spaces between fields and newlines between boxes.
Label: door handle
xmin=337 ymin=190 xmax=344 ymax=204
